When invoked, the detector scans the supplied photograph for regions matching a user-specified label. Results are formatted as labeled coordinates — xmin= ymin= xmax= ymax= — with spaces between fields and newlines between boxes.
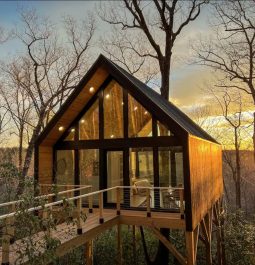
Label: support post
xmin=116 ymin=187 xmax=121 ymax=215
xmin=77 ymin=198 xmax=82 ymax=235
xmin=185 ymin=225 xmax=199 ymax=265
xmin=117 ymin=224 xmax=122 ymax=265
xmin=85 ymin=241 xmax=93 ymax=265
xmin=146 ymin=188 xmax=151 ymax=217
xmin=132 ymin=225 xmax=136 ymax=264
xmin=89 ymin=186 xmax=93 ymax=213
xmin=99 ymin=192 xmax=104 ymax=224
xmin=179 ymin=189 xmax=184 ymax=219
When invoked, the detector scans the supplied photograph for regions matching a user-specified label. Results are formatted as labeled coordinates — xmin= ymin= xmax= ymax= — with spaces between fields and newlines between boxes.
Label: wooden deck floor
xmin=1 ymin=208 xmax=185 ymax=264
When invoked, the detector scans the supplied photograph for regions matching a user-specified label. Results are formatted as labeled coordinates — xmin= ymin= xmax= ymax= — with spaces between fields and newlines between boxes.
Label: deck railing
xmin=0 ymin=185 xmax=184 ymax=264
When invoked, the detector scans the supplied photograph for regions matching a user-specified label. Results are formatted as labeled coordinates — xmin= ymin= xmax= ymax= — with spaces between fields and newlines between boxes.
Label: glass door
xmin=106 ymin=150 xmax=124 ymax=204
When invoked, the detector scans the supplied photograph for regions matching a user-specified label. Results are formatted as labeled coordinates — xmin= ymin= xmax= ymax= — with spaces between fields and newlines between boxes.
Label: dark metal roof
xmin=102 ymin=55 xmax=217 ymax=143
xmin=37 ymin=54 xmax=218 ymax=145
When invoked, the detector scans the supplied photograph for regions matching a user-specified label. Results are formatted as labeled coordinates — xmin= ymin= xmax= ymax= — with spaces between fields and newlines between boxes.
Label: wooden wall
xmin=188 ymin=135 xmax=223 ymax=230
xmin=38 ymin=146 xmax=53 ymax=185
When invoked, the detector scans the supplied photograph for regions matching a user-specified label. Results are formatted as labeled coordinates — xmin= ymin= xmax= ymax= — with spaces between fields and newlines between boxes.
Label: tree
xmin=207 ymin=87 xmax=253 ymax=209
xmin=194 ymin=0 xmax=255 ymax=157
xmin=99 ymin=0 xmax=207 ymax=100
xmin=0 ymin=8 xmax=96 ymax=194
xmin=0 ymin=78 xmax=33 ymax=174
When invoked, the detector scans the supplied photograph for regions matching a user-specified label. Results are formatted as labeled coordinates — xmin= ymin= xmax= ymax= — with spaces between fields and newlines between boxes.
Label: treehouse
xmin=33 ymin=54 xmax=223 ymax=265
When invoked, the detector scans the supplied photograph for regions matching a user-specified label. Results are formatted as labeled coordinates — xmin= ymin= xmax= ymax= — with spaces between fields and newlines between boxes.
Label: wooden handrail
xmin=0 ymin=185 xmax=185 ymax=263
xmin=0 ymin=186 xmax=185 ymax=221
xmin=0 ymin=185 xmax=92 ymax=209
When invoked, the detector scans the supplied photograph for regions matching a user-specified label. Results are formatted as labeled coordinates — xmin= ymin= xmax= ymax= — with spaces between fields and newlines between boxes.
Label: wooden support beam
xmin=117 ymin=224 xmax=123 ymax=265
xmin=85 ymin=241 xmax=93 ymax=265
xmin=151 ymin=227 xmax=187 ymax=265
xmin=200 ymin=211 xmax=213 ymax=265
xmin=89 ymin=187 xmax=93 ymax=213
xmin=213 ymin=201 xmax=224 ymax=265
xmin=99 ymin=192 xmax=104 ymax=223
xmin=132 ymin=226 xmax=136 ymax=264
xmin=185 ymin=225 xmax=199 ymax=265
xmin=77 ymin=198 xmax=82 ymax=235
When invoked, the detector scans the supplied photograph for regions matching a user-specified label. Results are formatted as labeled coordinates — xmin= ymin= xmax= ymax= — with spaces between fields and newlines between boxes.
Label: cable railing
xmin=0 ymin=185 xmax=184 ymax=264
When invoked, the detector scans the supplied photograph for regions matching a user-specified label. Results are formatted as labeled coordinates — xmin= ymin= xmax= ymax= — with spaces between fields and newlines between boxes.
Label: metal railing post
xmin=146 ymin=188 xmax=151 ymax=217
xmin=116 ymin=187 xmax=121 ymax=215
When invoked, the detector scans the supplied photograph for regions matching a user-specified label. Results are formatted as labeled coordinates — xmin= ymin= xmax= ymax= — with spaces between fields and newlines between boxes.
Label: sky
xmin=0 ymin=1 xmax=253 ymax=149
xmin=0 ymin=1 xmax=212 ymax=108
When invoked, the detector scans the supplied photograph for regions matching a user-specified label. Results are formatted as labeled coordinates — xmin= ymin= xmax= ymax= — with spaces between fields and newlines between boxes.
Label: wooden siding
xmin=41 ymin=66 xmax=109 ymax=146
xmin=188 ymin=135 xmax=223 ymax=230
xmin=38 ymin=146 xmax=53 ymax=185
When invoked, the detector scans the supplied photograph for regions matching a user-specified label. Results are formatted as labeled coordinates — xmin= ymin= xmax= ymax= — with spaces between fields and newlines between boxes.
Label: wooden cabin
xmin=34 ymin=54 xmax=223 ymax=264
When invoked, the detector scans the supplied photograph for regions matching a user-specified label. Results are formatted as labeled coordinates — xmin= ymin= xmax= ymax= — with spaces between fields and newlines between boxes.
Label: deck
xmin=0 ymin=185 xmax=185 ymax=264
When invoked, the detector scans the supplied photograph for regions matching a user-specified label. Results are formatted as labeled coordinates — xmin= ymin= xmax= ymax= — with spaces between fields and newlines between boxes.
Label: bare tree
xmin=0 ymin=25 xmax=11 ymax=44
xmin=99 ymin=0 xmax=206 ymax=100
xmin=0 ymin=107 xmax=10 ymax=145
xmin=101 ymin=27 xmax=159 ymax=85
xmin=208 ymin=87 xmax=253 ymax=209
xmin=194 ymin=0 xmax=255 ymax=156
xmin=0 ymin=8 xmax=95 ymax=195
xmin=0 ymin=69 xmax=33 ymax=174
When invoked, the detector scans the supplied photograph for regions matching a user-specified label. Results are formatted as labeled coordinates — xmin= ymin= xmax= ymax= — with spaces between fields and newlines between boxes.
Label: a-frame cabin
xmin=34 ymin=54 xmax=223 ymax=264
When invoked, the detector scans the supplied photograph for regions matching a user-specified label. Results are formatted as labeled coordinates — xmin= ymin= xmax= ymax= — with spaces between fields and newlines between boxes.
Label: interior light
xmin=58 ymin=126 xmax=64 ymax=131
xmin=121 ymin=102 xmax=124 ymax=105
xmin=105 ymin=94 xmax=110 ymax=99
xmin=81 ymin=119 xmax=85 ymax=123
xmin=71 ymin=128 xmax=75 ymax=132
xmin=110 ymin=134 xmax=114 ymax=138
xmin=89 ymin=86 xmax=94 ymax=93
xmin=144 ymin=111 xmax=148 ymax=115
xmin=134 ymin=106 xmax=138 ymax=111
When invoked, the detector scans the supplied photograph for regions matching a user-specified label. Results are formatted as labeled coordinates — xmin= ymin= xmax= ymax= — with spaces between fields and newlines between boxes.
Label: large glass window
xmin=130 ymin=148 xmax=154 ymax=207
xmin=128 ymin=95 xmax=152 ymax=137
xmin=157 ymin=121 xmax=172 ymax=136
xmin=158 ymin=147 xmax=183 ymax=187
xmin=55 ymin=150 xmax=74 ymax=185
xmin=79 ymin=99 xmax=99 ymax=140
xmin=104 ymin=81 xmax=124 ymax=139
xmin=80 ymin=149 xmax=99 ymax=204
xmin=107 ymin=151 xmax=123 ymax=203
xmin=80 ymin=149 xmax=99 ymax=190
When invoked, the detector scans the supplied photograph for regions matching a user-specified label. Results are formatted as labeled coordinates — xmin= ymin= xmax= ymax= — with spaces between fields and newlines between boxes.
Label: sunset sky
xmin=0 ymin=1 xmax=212 ymax=106
xmin=0 ymin=1 xmax=253 ymax=148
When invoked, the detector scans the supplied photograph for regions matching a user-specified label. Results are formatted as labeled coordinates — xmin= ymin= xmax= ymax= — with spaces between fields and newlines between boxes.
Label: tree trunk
xmin=234 ymin=128 xmax=241 ymax=209
xmin=160 ymin=58 xmax=171 ymax=101
xmin=17 ymin=117 xmax=44 ymax=196
xmin=253 ymin=112 xmax=255 ymax=162
xmin=18 ymin=126 xmax=23 ymax=174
